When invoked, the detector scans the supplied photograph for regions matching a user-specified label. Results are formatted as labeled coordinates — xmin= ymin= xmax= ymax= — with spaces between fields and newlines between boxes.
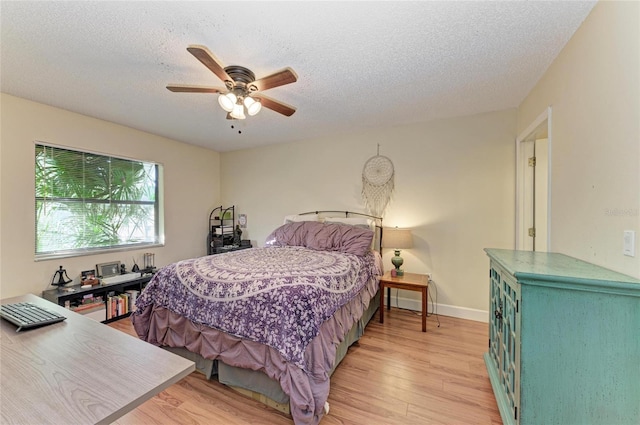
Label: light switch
xmin=623 ymin=230 xmax=635 ymax=257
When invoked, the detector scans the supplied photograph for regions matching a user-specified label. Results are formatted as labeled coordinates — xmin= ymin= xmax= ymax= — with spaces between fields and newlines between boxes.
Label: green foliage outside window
xmin=35 ymin=144 xmax=160 ymax=257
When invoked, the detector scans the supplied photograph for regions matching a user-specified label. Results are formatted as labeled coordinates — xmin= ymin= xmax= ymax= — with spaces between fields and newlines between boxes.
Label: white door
xmin=521 ymin=140 xmax=535 ymax=251
xmin=516 ymin=108 xmax=551 ymax=252
xmin=534 ymin=138 xmax=549 ymax=251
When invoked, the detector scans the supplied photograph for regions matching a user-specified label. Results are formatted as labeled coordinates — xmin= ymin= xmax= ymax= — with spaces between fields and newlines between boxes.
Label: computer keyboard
xmin=0 ymin=302 xmax=67 ymax=332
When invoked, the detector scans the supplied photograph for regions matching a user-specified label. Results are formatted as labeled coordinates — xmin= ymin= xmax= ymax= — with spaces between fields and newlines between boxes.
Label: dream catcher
xmin=361 ymin=145 xmax=395 ymax=217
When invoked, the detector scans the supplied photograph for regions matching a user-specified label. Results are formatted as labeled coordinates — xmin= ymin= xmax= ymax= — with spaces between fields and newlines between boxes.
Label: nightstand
xmin=379 ymin=271 xmax=429 ymax=332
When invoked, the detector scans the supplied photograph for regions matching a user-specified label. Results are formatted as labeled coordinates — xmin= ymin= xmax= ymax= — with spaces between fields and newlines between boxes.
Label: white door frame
xmin=515 ymin=106 xmax=552 ymax=250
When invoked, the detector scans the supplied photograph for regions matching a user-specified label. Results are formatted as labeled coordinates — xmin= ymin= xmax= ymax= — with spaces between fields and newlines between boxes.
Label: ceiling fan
xmin=167 ymin=45 xmax=297 ymax=120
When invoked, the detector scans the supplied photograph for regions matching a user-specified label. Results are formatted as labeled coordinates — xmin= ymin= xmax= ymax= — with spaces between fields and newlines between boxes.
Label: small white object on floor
xmin=324 ymin=401 xmax=330 ymax=415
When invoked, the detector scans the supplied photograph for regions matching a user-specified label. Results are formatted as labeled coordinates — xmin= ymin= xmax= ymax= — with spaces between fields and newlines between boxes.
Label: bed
xmin=132 ymin=212 xmax=383 ymax=425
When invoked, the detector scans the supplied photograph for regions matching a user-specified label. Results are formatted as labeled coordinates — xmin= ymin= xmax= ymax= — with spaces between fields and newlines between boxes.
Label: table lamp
xmin=382 ymin=227 xmax=413 ymax=276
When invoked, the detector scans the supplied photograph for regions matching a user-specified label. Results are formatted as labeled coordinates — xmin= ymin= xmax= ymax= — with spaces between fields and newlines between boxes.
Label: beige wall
xmin=3 ymin=0 xmax=636 ymax=317
xmin=518 ymin=1 xmax=640 ymax=278
xmin=221 ymin=109 xmax=517 ymax=316
xmin=0 ymin=93 xmax=221 ymax=298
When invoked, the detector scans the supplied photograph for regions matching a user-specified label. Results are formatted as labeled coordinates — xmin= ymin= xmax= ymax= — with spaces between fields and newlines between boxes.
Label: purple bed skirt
xmin=132 ymin=270 xmax=379 ymax=425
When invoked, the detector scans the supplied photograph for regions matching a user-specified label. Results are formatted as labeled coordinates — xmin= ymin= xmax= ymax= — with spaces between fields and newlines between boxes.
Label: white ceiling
xmin=1 ymin=1 xmax=596 ymax=152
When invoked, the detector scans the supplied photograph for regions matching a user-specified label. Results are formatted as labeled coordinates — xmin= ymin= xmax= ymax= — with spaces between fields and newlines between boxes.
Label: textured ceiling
xmin=1 ymin=1 xmax=596 ymax=152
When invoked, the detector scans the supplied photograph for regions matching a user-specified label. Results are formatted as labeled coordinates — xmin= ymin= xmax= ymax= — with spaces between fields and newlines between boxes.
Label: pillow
xmin=283 ymin=214 xmax=319 ymax=224
xmin=265 ymin=221 xmax=314 ymax=247
xmin=306 ymin=222 xmax=374 ymax=256
xmin=324 ymin=217 xmax=376 ymax=250
xmin=324 ymin=217 xmax=374 ymax=230
xmin=265 ymin=221 xmax=374 ymax=256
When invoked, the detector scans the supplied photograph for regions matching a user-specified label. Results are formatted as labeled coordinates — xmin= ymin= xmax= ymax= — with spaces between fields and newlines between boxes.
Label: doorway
xmin=516 ymin=107 xmax=551 ymax=252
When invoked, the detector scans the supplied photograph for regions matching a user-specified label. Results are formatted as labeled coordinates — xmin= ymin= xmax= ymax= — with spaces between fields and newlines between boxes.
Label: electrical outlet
xmin=425 ymin=273 xmax=433 ymax=281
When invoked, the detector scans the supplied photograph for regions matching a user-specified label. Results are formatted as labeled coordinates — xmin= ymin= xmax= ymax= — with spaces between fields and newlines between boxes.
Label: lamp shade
xmin=382 ymin=227 xmax=413 ymax=249
xmin=218 ymin=93 xmax=237 ymax=112
xmin=244 ymin=96 xmax=262 ymax=116
xmin=230 ymin=103 xmax=246 ymax=120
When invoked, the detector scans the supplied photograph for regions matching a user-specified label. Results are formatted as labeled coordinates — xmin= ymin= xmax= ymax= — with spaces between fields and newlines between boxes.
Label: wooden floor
xmin=110 ymin=309 xmax=502 ymax=425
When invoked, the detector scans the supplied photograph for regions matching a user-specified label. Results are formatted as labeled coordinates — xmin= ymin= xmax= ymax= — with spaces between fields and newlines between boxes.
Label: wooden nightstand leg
xmin=387 ymin=287 xmax=391 ymax=310
xmin=421 ymin=287 xmax=427 ymax=332
xmin=379 ymin=284 xmax=385 ymax=324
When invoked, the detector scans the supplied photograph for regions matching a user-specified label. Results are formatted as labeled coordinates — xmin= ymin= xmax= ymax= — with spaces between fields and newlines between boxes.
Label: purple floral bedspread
xmin=136 ymin=246 xmax=381 ymax=369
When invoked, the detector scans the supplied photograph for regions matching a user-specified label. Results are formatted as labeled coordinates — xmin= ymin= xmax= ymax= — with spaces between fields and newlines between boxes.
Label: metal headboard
xmin=298 ymin=210 xmax=383 ymax=253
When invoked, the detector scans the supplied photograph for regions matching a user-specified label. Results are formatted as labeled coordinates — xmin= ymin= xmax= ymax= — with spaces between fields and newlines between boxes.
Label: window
xmin=35 ymin=144 xmax=162 ymax=259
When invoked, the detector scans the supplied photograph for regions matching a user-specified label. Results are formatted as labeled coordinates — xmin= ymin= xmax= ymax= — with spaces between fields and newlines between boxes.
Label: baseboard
xmin=387 ymin=293 xmax=488 ymax=323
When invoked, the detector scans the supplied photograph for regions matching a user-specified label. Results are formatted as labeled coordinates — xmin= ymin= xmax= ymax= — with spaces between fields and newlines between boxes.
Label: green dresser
xmin=484 ymin=249 xmax=640 ymax=425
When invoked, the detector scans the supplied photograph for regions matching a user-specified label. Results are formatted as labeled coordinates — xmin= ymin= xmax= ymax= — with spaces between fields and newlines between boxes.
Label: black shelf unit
xmin=208 ymin=205 xmax=235 ymax=252
xmin=207 ymin=205 xmax=252 ymax=255
xmin=42 ymin=274 xmax=153 ymax=323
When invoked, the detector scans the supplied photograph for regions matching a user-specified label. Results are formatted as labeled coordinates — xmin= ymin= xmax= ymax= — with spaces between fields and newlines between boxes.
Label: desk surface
xmin=1 ymin=294 xmax=195 ymax=425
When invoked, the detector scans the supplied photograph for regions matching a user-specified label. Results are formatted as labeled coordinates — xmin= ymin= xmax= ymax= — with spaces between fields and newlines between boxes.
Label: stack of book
xmin=69 ymin=293 xmax=105 ymax=322
xmin=125 ymin=289 xmax=140 ymax=312
xmin=106 ymin=289 xmax=140 ymax=320
xmin=71 ymin=293 xmax=104 ymax=315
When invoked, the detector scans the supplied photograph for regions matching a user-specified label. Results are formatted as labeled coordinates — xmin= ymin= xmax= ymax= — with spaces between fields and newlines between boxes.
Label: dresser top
xmin=485 ymin=249 xmax=640 ymax=287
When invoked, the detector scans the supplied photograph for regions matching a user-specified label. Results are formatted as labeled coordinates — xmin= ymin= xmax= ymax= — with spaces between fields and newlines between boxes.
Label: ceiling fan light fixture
xmin=168 ymin=46 xmax=297 ymax=119
xmin=244 ymin=97 xmax=262 ymax=116
xmin=218 ymin=92 xmax=236 ymax=112
xmin=230 ymin=103 xmax=246 ymax=120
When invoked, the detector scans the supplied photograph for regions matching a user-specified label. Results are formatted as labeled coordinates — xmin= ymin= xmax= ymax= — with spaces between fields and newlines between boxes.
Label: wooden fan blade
xmin=186 ymin=45 xmax=232 ymax=84
xmin=252 ymin=94 xmax=296 ymax=117
xmin=166 ymin=84 xmax=225 ymax=93
xmin=249 ymin=68 xmax=298 ymax=92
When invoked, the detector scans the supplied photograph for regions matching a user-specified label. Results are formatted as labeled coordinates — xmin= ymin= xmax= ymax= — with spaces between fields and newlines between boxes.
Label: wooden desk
xmin=1 ymin=294 xmax=195 ymax=425
xmin=379 ymin=272 xmax=429 ymax=332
